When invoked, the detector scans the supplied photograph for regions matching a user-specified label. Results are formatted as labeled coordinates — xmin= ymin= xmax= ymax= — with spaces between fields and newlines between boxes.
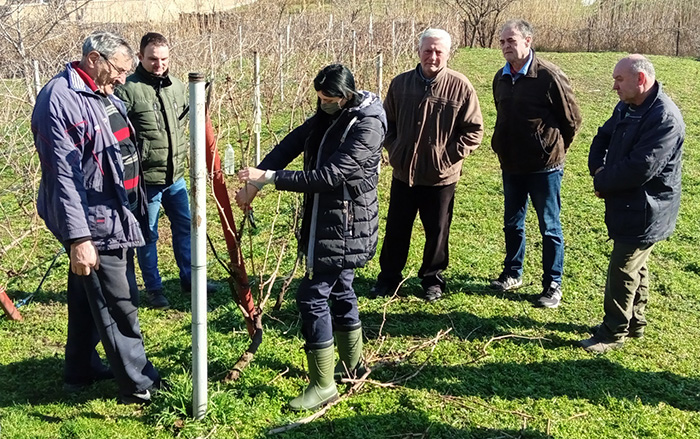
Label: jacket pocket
xmin=343 ymin=200 xmax=354 ymax=237
xmin=87 ymin=201 xmax=123 ymax=243
xmin=538 ymin=125 xmax=563 ymax=155
xmin=605 ymin=194 xmax=647 ymax=238
xmin=140 ymin=138 xmax=153 ymax=164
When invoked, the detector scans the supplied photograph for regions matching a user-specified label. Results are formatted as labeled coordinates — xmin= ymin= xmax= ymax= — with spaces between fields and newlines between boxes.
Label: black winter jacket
xmin=258 ymin=91 xmax=387 ymax=275
xmin=492 ymin=51 xmax=582 ymax=174
xmin=588 ymin=82 xmax=684 ymax=244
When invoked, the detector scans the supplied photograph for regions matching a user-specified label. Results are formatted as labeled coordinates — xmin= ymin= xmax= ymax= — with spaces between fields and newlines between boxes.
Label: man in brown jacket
xmin=489 ymin=19 xmax=582 ymax=308
xmin=370 ymin=28 xmax=484 ymax=302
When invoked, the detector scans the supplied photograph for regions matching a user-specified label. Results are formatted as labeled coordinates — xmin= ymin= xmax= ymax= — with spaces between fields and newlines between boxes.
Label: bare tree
xmin=443 ymin=0 xmax=519 ymax=48
xmin=0 ymin=0 xmax=93 ymax=103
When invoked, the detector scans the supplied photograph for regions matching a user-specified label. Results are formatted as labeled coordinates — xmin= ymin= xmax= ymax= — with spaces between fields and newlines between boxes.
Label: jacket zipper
xmin=306 ymin=112 xmax=345 ymax=278
xmin=306 ymin=112 xmax=359 ymax=277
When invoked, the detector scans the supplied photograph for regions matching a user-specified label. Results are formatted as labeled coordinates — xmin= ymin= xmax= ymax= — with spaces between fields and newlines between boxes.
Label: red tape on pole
xmin=204 ymin=114 xmax=256 ymax=338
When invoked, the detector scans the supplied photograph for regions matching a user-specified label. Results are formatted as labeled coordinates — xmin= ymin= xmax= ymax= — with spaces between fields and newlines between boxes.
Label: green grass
xmin=2 ymin=48 xmax=700 ymax=438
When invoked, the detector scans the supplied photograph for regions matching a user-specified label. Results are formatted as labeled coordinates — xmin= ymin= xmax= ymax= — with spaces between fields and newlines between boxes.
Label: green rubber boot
xmin=288 ymin=345 xmax=338 ymax=411
xmin=334 ymin=326 xmax=369 ymax=382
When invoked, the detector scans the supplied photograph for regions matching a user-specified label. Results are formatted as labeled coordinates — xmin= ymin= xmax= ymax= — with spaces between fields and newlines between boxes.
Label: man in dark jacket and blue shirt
xmin=490 ymin=19 xmax=582 ymax=308
xmin=581 ymin=55 xmax=684 ymax=353
xmin=33 ymin=31 xmax=161 ymax=404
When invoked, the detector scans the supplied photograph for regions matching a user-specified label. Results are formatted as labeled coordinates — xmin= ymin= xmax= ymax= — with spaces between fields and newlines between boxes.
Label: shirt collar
xmin=416 ymin=63 xmax=437 ymax=84
xmin=503 ymin=50 xmax=533 ymax=77
xmin=70 ymin=61 xmax=99 ymax=92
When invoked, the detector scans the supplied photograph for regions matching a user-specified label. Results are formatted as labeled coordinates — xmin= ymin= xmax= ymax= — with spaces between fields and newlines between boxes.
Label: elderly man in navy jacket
xmin=33 ymin=31 xmax=161 ymax=403
xmin=581 ymin=54 xmax=684 ymax=353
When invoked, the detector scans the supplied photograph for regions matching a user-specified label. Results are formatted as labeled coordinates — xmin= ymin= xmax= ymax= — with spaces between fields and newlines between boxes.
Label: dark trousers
xmin=377 ymin=178 xmax=456 ymax=290
xmin=65 ymin=248 xmax=160 ymax=394
xmin=596 ymin=241 xmax=655 ymax=341
xmin=502 ymin=170 xmax=564 ymax=288
xmin=296 ymin=269 xmax=359 ymax=348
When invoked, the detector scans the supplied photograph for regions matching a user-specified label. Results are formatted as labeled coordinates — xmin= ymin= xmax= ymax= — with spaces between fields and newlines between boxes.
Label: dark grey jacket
xmin=588 ymin=82 xmax=684 ymax=244
xmin=258 ymin=91 xmax=387 ymax=275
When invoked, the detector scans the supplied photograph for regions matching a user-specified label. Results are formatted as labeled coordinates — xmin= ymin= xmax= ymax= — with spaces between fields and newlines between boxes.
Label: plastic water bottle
xmin=224 ymin=144 xmax=235 ymax=175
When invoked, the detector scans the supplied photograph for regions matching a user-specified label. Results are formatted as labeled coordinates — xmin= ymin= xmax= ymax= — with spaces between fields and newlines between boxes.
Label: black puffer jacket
xmin=588 ymin=82 xmax=684 ymax=244
xmin=257 ymin=91 xmax=387 ymax=275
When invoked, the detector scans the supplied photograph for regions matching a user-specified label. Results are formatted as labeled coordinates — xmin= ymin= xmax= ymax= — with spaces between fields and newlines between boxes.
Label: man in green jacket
xmin=116 ymin=32 xmax=197 ymax=309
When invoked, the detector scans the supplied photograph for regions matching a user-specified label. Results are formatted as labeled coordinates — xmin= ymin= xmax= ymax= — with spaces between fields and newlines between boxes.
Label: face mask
xmin=320 ymin=101 xmax=342 ymax=115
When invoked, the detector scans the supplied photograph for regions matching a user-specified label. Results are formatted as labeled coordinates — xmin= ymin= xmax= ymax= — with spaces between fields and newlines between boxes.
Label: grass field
xmin=1 ymin=48 xmax=699 ymax=439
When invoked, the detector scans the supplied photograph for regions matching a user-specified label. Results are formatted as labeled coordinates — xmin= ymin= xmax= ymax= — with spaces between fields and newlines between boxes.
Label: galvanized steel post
xmin=189 ymin=72 xmax=207 ymax=420
xmin=253 ymin=52 xmax=261 ymax=165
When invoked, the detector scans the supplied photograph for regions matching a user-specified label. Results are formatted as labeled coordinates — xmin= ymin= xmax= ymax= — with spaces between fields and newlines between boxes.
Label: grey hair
xmin=418 ymin=28 xmax=452 ymax=51
xmin=501 ymin=19 xmax=534 ymax=39
xmin=82 ymin=31 xmax=134 ymax=59
xmin=629 ymin=56 xmax=656 ymax=81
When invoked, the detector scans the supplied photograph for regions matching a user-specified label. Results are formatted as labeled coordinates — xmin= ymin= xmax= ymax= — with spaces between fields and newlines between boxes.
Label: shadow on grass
xmin=3 ymin=286 xmax=68 ymax=308
xmin=360 ymin=308 xmax=589 ymax=342
xmin=269 ymin=411 xmax=552 ymax=439
xmin=0 ymin=356 xmax=116 ymax=407
xmin=378 ymin=357 xmax=700 ymax=412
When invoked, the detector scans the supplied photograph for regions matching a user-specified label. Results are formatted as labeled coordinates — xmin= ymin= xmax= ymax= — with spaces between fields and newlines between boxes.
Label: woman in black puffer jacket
xmin=235 ymin=64 xmax=387 ymax=412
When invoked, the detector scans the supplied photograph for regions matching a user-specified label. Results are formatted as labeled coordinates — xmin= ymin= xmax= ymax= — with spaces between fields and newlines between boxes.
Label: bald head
xmin=612 ymin=54 xmax=656 ymax=106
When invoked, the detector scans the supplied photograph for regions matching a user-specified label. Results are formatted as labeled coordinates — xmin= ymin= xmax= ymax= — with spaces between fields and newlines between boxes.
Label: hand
xmin=70 ymin=240 xmax=100 ymax=276
xmin=237 ymin=167 xmax=266 ymax=183
xmin=235 ymin=183 xmax=259 ymax=210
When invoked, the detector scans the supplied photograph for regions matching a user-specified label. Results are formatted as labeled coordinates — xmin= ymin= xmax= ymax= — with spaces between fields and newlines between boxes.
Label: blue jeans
xmin=296 ymin=269 xmax=360 ymax=348
xmin=502 ymin=170 xmax=564 ymax=288
xmin=136 ymin=177 xmax=192 ymax=292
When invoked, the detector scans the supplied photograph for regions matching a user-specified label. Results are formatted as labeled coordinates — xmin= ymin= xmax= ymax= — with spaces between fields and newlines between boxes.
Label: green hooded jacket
xmin=116 ymin=63 xmax=188 ymax=185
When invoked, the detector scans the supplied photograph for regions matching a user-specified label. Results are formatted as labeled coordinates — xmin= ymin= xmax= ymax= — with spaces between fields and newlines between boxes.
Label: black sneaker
xmin=118 ymin=378 xmax=168 ymax=405
xmin=145 ymin=289 xmax=170 ymax=310
xmin=424 ymin=285 xmax=443 ymax=302
xmin=119 ymin=389 xmax=151 ymax=405
xmin=490 ymin=273 xmax=523 ymax=292
xmin=368 ymin=281 xmax=399 ymax=299
xmin=536 ymin=282 xmax=562 ymax=308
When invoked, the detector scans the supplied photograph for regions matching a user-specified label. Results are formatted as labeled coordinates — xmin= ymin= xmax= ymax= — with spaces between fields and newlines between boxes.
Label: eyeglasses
xmin=99 ymin=53 xmax=129 ymax=76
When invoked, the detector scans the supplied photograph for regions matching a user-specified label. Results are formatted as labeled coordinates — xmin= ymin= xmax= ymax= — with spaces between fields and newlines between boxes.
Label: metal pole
xmin=376 ymin=51 xmax=383 ymax=98
xmin=286 ymin=20 xmax=291 ymax=51
xmin=411 ymin=19 xmax=415 ymax=54
xmin=279 ymin=36 xmax=284 ymax=103
xmin=340 ymin=21 xmax=345 ymax=61
xmin=392 ymin=20 xmax=396 ymax=62
xmin=189 ymin=72 xmax=207 ymax=420
xmin=352 ymin=29 xmax=357 ymax=72
xmin=253 ymin=52 xmax=261 ymax=165
xmin=326 ymin=13 xmax=332 ymax=59
xmin=239 ymin=25 xmax=243 ymax=74
xmin=32 ymin=60 xmax=41 ymax=99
